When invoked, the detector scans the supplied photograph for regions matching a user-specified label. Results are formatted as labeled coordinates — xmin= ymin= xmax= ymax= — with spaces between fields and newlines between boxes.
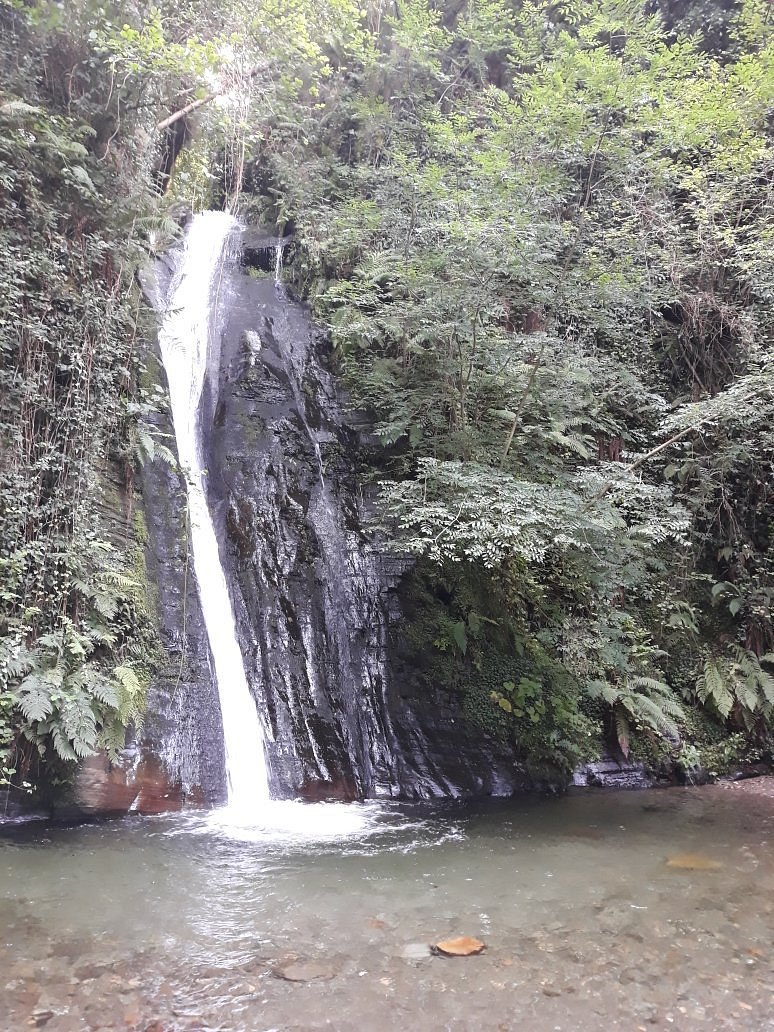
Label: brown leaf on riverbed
xmin=665 ymin=853 xmax=723 ymax=871
xmin=432 ymin=936 xmax=486 ymax=957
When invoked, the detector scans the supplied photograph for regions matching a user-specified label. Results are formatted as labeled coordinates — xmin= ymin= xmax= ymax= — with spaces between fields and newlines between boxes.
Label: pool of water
xmin=2 ymin=784 xmax=773 ymax=1031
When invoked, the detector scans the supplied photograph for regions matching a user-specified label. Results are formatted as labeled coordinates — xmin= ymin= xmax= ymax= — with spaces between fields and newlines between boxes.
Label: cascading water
xmin=143 ymin=210 xmax=527 ymax=821
xmin=273 ymin=238 xmax=285 ymax=288
xmin=158 ymin=211 xmax=270 ymax=815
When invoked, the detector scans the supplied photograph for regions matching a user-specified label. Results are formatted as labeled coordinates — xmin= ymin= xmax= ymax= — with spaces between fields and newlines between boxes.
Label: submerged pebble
xmin=272 ymin=959 xmax=336 ymax=982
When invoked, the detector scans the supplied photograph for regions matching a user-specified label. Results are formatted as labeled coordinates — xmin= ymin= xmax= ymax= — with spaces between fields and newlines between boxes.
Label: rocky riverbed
xmin=2 ymin=782 xmax=774 ymax=1031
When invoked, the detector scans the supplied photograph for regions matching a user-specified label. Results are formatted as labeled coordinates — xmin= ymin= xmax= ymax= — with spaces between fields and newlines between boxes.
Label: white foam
xmin=206 ymin=799 xmax=383 ymax=843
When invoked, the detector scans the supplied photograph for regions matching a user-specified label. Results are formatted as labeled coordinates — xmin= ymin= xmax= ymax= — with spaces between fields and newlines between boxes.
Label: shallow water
xmin=2 ymin=785 xmax=773 ymax=1031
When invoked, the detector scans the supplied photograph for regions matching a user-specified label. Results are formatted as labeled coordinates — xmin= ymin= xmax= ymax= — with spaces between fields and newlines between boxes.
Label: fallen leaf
xmin=665 ymin=853 xmax=723 ymax=871
xmin=432 ymin=936 xmax=486 ymax=957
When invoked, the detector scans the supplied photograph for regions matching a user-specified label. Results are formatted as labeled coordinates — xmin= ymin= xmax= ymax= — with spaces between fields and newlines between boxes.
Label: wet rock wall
xmin=205 ymin=240 xmax=534 ymax=800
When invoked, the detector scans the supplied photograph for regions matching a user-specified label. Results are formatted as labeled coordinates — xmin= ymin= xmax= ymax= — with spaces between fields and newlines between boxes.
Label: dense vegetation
xmin=1 ymin=0 xmax=772 ymax=793
xmin=239 ymin=0 xmax=774 ymax=778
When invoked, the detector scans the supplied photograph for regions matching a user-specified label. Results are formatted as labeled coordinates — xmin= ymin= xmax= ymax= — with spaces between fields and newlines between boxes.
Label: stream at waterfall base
xmin=2 ymin=782 xmax=774 ymax=1032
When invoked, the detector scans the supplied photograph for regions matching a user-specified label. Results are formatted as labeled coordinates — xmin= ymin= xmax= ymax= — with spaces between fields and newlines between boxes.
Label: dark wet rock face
xmin=208 ymin=259 xmax=400 ymax=798
xmin=203 ymin=239 xmax=533 ymax=800
xmin=74 ymin=751 xmax=206 ymax=816
xmin=53 ymin=253 xmax=227 ymax=821
xmin=64 ymin=226 xmax=548 ymax=816
xmin=137 ymin=374 xmax=226 ymax=808
xmin=573 ymin=756 xmax=653 ymax=790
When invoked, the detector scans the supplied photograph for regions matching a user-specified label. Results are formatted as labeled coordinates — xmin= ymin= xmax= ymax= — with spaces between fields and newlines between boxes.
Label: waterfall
xmin=273 ymin=239 xmax=285 ymax=288
xmin=141 ymin=210 xmax=526 ymax=818
xmin=158 ymin=211 xmax=270 ymax=814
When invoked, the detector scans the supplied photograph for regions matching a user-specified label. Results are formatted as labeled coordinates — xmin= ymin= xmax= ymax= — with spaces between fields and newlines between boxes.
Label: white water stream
xmin=158 ymin=211 xmax=270 ymax=815
xmin=273 ymin=237 xmax=285 ymax=288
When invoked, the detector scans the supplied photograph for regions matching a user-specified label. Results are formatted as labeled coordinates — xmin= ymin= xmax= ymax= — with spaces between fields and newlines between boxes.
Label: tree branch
xmin=156 ymin=93 xmax=216 ymax=132
xmin=500 ymin=338 xmax=547 ymax=467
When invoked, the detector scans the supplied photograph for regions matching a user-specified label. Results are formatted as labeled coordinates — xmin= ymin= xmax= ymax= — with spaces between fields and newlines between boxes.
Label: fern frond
xmin=51 ymin=726 xmax=79 ymax=762
xmin=585 ymin=678 xmax=620 ymax=705
xmin=58 ymin=695 xmax=98 ymax=758
xmin=70 ymin=667 xmax=118 ymax=709
xmin=17 ymin=663 xmax=65 ymax=719
xmin=82 ymin=620 xmax=117 ymax=648
xmin=732 ymin=676 xmax=760 ymax=714
xmin=92 ymin=591 xmax=117 ymax=620
xmin=0 ymin=99 xmax=43 ymax=118
xmin=614 ymin=706 xmax=630 ymax=757
xmin=97 ymin=571 xmax=138 ymax=592
xmin=112 ymin=664 xmax=147 ymax=730
xmin=4 ymin=645 xmax=35 ymax=680
xmin=629 ymin=675 xmax=671 ymax=696
xmin=100 ymin=718 xmax=128 ymax=760
xmin=697 ymin=659 xmax=734 ymax=718
xmin=17 ymin=672 xmax=55 ymax=722
xmin=628 ymin=693 xmax=680 ymax=736
xmin=756 ymin=668 xmax=774 ymax=706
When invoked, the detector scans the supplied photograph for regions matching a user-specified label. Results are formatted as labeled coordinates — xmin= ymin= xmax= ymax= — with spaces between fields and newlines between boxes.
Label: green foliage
xmin=398 ymin=561 xmax=598 ymax=780
xmin=3 ymin=0 xmax=772 ymax=787
xmin=238 ymin=0 xmax=773 ymax=768
xmin=470 ymin=646 xmax=599 ymax=780
xmin=0 ymin=1 xmax=172 ymax=788
xmin=0 ymin=0 xmax=381 ymax=790
xmin=586 ymin=676 xmax=683 ymax=757
xmin=696 ymin=649 xmax=774 ymax=730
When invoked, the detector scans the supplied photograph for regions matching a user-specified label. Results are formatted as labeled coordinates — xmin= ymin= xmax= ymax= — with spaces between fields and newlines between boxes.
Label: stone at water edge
xmin=28 ymin=1010 xmax=55 ymax=1029
xmin=665 ymin=853 xmax=723 ymax=871
xmin=431 ymin=936 xmax=486 ymax=957
xmin=272 ymin=959 xmax=336 ymax=982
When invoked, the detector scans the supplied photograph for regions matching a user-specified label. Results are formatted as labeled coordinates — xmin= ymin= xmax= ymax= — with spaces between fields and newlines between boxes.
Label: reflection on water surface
xmin=2 ymin=783 xmax=773 ymax=1031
